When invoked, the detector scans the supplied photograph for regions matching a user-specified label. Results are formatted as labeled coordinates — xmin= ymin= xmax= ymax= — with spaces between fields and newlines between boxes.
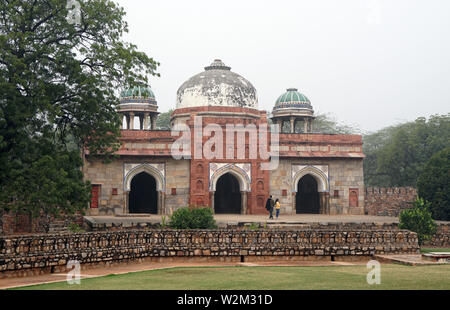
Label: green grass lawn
xmin=421 ymin=248 xmax=450 ymax=254
xmin=9 ymin=264 xmax=450 ymax=290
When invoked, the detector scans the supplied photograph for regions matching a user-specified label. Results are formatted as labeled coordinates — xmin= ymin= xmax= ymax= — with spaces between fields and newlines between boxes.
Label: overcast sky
xmin=116 ymin=0 xmax=450 ymax=132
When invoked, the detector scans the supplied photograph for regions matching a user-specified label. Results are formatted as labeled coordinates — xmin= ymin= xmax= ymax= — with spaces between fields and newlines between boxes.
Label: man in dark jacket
xmin=265 ymin=195 xmax=274 ymax=219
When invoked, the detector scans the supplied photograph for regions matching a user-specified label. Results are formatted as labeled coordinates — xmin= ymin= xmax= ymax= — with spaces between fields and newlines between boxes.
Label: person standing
xmin=275 ymin=199 xmax=281 ymax=219
xmin=265 ymin=195 xmax=274 ymax=219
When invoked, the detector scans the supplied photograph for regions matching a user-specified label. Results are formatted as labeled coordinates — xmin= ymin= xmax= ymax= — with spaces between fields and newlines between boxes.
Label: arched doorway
xmin=296 ymin=174 xmax=320 ymax=214
xmin=214 ymin=173 xmax=241 ymax=214
xmin=129 ymin=172 xmax=158 ymax=214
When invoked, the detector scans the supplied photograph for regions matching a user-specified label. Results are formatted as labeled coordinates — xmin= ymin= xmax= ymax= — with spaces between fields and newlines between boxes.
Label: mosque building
xmin=83 ymin=59 xmax=365 ymax=216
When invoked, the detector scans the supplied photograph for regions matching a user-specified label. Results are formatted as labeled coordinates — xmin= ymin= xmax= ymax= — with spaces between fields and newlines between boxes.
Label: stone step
xmin=373 ymin=254 xmax=450 ymax=266
xmin=422 ymin=252 xmax=450 ymax=263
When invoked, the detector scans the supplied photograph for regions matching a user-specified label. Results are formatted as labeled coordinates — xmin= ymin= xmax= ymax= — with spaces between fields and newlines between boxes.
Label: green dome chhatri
xmin=120 ymin=85 xmax=157 ymax=105
xmin=271 ymin=87 xmax=315 ymax=133
xmin=275 ymin=88 xmax=312 ymax=110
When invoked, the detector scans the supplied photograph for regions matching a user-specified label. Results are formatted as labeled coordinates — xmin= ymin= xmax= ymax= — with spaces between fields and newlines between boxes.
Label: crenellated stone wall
xmin=0 ymin=229 xmax=419 ymax=278
xmin=364 ymin=187 xmax=417 ymax=217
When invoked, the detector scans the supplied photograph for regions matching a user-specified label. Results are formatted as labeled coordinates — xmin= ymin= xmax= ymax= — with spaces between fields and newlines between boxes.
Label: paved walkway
xmin=85 ymin=214 xmax=400 ymax=227
xmin=214 ymin=214 xmax=399 ymax=224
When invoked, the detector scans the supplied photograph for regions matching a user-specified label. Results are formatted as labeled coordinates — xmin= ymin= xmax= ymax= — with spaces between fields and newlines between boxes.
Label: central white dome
xmin=176 ymin=59 xmax=258 ymax=109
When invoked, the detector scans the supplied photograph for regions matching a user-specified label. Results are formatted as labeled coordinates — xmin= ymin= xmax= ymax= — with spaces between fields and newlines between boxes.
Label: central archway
xmin=296 ymin=174 xmax=320 ymax=214
xmin=214 ymin=173 xmax=242 ymax=214
xmin=129 ymin=172 xmax=158 ymax=214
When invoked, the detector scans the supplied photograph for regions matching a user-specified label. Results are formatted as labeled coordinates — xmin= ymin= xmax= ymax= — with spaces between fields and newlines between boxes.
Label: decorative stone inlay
xmin=291 ymin=164 xmax=329 ymax=192
xmin=123 ymin=163 xmax=166 ymax=191
xmin=209 ymin=163 xmax=251 ymax=192
xmin=292 ymin=165 xmax=328 ymax=179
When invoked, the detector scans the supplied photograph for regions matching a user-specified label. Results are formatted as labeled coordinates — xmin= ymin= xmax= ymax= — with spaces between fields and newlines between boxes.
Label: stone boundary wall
xmin=0 ymin=229 xmax=419 ymax=278
xmin=426 ymin=223 xmax=450 ymax=247
xmin=84 ymin=220 xmax=449 ymax=247
xmin=287 ymin=223 xmax=448 ymax=247
xmin=364 ymin=187 xmax=417 ymax=217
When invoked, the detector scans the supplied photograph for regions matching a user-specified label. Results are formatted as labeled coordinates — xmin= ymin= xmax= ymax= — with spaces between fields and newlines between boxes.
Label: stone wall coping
xmin=0 ymin=228 xmax=420 ymax=240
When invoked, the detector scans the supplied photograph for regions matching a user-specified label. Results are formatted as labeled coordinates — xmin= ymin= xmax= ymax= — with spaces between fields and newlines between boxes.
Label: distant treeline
xmin=362 ymin=113 xmax=449 ymax=187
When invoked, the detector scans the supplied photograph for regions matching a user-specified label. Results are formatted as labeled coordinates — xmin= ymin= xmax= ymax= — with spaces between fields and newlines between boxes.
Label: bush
xmin=67 ymin=223 xmax=85 ymax=233
xmin=169 ymin=207 xmax=217 ymax=229
xmin=399 ymin=198 xmax=437 ymax=245
xmin=417 ymin=147 xmax=450 ymax=221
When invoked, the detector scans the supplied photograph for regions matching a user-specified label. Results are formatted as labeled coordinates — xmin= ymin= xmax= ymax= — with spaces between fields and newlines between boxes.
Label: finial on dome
xmin=205 ymin=59 xmax=231 ymax=71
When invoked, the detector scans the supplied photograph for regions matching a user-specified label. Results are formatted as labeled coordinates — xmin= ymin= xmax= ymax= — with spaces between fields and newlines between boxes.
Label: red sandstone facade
xmin=81 ymin=59 xmax=367 ymax=216
xmin=82 ymin=104 xmax=365 ymax=216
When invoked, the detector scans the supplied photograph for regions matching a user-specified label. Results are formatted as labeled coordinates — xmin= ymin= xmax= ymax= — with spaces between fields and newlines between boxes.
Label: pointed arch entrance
xmin=296 ymin=174 xmax=320 ymax=214
xmin=209 ymin=164 xmax=251 ymax=214
xmin=214 ymin=173 xmax=242 ymax=214
xmin=292 ymin=166 xmax=330 ymax=214
xmin=124 ymin=164 xmax=166 ymax=215
xmin=129 ymin=172 xmax=158 ymax=214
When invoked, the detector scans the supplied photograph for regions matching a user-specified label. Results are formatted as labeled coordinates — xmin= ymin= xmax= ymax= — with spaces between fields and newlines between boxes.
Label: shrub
xmin=68 ymin=223 xmax=85 ymax=233
xmin=169 ymin=207 xmax=217 ymax=229
xmin=247 ymin=222 xmax=260 ymax=230
xmin=399 ymin=198 xmax=437 ymax=245
xmin=160 ymin=215 xmax=167 ymax=229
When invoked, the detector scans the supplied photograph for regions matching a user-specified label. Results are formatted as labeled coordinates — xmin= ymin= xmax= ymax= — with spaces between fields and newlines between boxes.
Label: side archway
xmin=292 ymin=166 xmax=329 ymax=193
xmin=292 ymin=166 xmax=330 ymax=215
xmin=296 ymin=175 xmax=320 ymax=214
xmin=129 ymin=172 xmax=158 ymax=214
xmin=124 ymin=164 xmax=165 ymax=192
xmin=123 ymin=164 xmax=166 ymax=214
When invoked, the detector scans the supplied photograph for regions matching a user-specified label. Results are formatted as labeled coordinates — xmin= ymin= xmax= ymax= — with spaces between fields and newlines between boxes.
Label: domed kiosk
xmin=172 ymin=59 xmax=261 ymax=128
xmin=118 ymin=85 xmax=159 ymax=130
xmin=271 ymin=88 xmax=315 ymax=133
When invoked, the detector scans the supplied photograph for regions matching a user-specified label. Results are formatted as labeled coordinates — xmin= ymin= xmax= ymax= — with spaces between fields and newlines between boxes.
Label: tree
xmin=362 ymin=126 xmax=397 ymax=186
xmin=376 ymin=128 xmax=416 ymax=186
xmin=363 ymin=114 xmax=450 ymax=187
xmin=399 ymin=198 xmax=437 ymax=245
xmin=313 ymin=113 xmax=360 ymax=134
xmin=156 ymin=109 xmax=173 ymax=130
xmin=417 ymin=147 xmax=450 ymax=221
xmin=0 ymin=0 xmax=159 ymax=217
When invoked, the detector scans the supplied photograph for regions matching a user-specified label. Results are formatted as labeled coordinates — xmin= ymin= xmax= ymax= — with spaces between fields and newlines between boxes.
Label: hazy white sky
xmin=116 ymin=0 xmax=450 ymax=132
